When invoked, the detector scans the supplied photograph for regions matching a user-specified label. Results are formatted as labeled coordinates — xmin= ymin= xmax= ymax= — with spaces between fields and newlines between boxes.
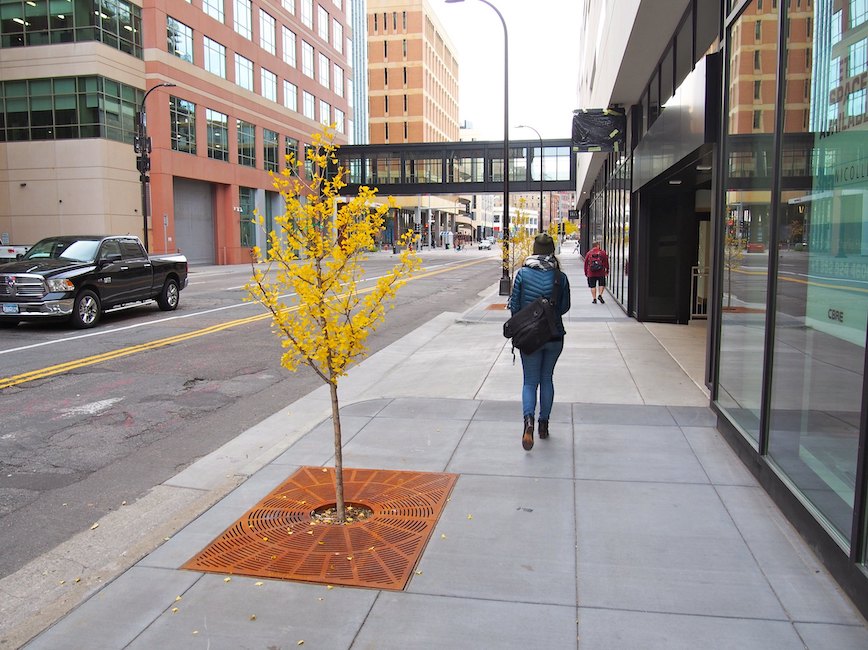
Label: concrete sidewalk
xmin=15 ymin=258 xmax=868 ymax=649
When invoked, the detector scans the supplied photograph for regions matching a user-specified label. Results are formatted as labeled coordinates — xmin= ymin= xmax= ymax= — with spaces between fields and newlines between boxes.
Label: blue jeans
xmin=519 ymin=338 xmax=564 ymax=420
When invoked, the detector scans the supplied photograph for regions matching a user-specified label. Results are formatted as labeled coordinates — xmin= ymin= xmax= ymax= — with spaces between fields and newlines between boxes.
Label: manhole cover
xmin=182 ymin=466 xmax=458 ymax=590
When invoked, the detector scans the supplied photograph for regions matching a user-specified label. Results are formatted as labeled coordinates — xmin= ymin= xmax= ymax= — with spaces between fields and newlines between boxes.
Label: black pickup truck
xmin=0 ymin=235 xmax=188 ymax=328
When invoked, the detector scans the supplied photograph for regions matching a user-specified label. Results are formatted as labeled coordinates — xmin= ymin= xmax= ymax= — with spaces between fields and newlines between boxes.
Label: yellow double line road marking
xmin=1 ymin=258 xmax=489 ymax=390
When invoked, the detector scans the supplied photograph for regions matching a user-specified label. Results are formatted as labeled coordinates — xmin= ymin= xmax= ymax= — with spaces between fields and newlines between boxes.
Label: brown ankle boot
xmin=522 ymin=416 xmax=534 ymax=450
xmin=538 ymin=419 xmax=549 ymax=439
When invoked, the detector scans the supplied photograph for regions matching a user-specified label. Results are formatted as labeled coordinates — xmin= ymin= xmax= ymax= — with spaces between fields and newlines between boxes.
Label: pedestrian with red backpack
xmin=584 ymin=241 xmax=609 ymax=304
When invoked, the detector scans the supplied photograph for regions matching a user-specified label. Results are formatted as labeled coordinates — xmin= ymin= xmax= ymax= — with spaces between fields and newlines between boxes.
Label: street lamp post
xmin=516 ymin=124 xmax=544 ymax=234
xmin=134 ymin=82 xmax=176 ymax=252
xmin=445 ymin=0 xmax=510 ymax=294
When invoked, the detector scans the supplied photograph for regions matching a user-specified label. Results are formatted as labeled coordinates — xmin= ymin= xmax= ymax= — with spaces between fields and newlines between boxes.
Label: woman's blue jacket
xmin=508 ymin=261 xmax=571 ymax=337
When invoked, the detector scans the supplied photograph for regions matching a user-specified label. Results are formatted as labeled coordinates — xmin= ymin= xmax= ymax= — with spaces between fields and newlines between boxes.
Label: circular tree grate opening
xmin=182 ymin=466 xmax=458 ymax=591
xmin=310 ymin=502 xmax=373 ymax=525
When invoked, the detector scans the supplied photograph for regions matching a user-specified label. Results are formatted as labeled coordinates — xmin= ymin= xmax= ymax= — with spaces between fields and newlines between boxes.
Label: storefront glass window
xmin=716 ymin=0 xmax=776 ymax=445
xmin=766 ymin=0 xmax=867 ymax=548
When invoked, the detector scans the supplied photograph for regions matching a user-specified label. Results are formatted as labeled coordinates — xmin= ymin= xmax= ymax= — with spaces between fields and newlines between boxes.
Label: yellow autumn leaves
xmin=245 ymin=126 xmax=421 ymax=386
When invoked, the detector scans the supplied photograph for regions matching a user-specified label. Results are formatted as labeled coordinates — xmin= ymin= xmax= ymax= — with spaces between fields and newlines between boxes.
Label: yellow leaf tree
xmin=504 ymin=200 xmax=535 ymax=277
xmin=723 ymin=216 xmax=745 ymax=308
xmin=246 ymin=126 xmax=421 ymax=523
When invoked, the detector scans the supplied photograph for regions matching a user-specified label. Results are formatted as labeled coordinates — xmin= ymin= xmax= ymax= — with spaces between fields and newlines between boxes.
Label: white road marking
xmin=59 ymin=397 xmax=124 ymax=418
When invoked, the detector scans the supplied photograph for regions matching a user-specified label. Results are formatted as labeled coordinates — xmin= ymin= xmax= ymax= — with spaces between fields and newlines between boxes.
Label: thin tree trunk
xmin=726 ymin=262 xmax=732 ymax=308
xmin=329 ymin=381 xmax=346 ymax=523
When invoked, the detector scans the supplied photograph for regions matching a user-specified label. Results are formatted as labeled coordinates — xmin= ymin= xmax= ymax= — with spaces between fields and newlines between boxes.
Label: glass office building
xmin=576 ymin=0 xmax=868 ymax=614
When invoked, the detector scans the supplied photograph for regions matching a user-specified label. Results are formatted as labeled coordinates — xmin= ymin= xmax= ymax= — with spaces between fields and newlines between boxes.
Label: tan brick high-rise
xmin=367 ymin=0 xmax=459 ymax=143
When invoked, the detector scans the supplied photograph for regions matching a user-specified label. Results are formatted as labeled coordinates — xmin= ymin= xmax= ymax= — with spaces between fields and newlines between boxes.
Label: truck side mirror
xmin=101 ymin=253 xmax=122 ymax=265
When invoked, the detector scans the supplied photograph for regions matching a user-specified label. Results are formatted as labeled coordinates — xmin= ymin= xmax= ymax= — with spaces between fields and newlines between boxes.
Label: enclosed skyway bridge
xmin=332 ymin=138 xmax=575 ymax=196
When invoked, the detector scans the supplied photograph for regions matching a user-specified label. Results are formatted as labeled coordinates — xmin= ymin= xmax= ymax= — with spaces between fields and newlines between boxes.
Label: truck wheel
xmin=157 ymin=278 xmax=180 ymax=311
xmin=71 ymin=289 xmax=101 ymax=328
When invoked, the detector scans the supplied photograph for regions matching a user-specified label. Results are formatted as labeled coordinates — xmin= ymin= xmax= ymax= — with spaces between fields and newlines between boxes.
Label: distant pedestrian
xmin=508 ymin=233 xmax=571 ymax=451
xmin=584 ymin=240 xmax=609 ymax=304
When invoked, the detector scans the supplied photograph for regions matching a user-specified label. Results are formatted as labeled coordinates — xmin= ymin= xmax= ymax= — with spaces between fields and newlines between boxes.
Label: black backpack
xmin=589 ymin=251 xmax=604 ymax=272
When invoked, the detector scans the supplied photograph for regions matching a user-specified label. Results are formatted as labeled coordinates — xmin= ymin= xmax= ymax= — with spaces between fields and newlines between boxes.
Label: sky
xmin=432 ymin=0 xmax=582 ymax=141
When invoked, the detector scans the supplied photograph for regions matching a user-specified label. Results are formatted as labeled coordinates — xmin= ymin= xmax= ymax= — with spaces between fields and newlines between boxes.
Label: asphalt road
xmin=0 ymin=249 xmax=502 ymax=579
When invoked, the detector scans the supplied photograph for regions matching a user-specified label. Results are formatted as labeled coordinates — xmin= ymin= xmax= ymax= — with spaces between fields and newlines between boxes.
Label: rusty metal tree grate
xmin=182 ymin=466 xmax=458 ymax=590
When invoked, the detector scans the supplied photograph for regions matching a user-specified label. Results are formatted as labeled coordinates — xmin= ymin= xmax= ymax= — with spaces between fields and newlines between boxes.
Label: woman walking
xmin=508 ymin=233 xmax=571 ymax=450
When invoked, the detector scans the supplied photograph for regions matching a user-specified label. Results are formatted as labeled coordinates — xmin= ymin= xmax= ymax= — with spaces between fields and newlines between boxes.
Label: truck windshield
xmin=24 ymin=239 xmax=100 ymax=262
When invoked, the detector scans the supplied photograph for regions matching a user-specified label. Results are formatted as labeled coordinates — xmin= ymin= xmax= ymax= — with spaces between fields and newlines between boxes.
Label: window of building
xmin=755 ymin=19 xmax=762 ymax=40
xmin=334 ymin=108 xmax=344 ymax=133
xmin=237 ymin=119 xmax=255 ymax=166
xmin=832 ymin=10 xmax=842 ymax=44
xmin=0 ymin=0 xmax=144 ymax=56
xmin=319 ymin=100 xmax=330 ymax=126
xmin=204 ymin=37 xmax=226 ymax=78
xmin=848 ymin=88 xmax=866 ymax=116
xmin=261 ymin=68 xmax=277 ymax=101
xmin=695 ymin=0 xmax=720 ymax=58
xmin=753 ymin=109 xmax=762 ymax=128
xmin=317 ymin=4 xmax=329 ymax=41
xmin=403 ymin=66 xmax=407 ymax=85
xmin=830 ymin=56 xmax=841 ymax=88
xmin=234 ymin=0 xmax=252 ymax=39
xmin=282 ymin=0 xmax=295 ymax=15
xmin=648 ymin=71 xmax=660 ymax=126
xmin=754 ymin=49 xmax=761 ymax=70
xmin=333 ymin=19 xmax=342 ymax=54
xmin=402 ymin=11 xmax=406 ymax=30
xmin=167 ymin=17 xmax=193 ymax=63
xmin=285 ymin=135 xmax=298 ymax=163
xmin=283 ymin=80 xmax=297 ymax=110
xmin=318 ymin=52 xmax=330 ymax=87
xmin=0 ymin=76 xmax=142 ymax=142
xmin=849 ymin=39 xmax=867 ymax=76
xmin=384 ymin=96 xmax=389 ymax=113
xmin=759 ymin=0 xmax=867 ymax=551
xmin=403 ymin=121 xmax=407 ymax=140
xmin=302 ymin=40 xmax=314 ymax=77
xmin=333 ymin=65 xmax=344 ymax=96
xmin=301 ymin=0 xmax=313 ymax=28
xmin=303 ymin=90 xmax=315 ymax=119
xmin=384 ymin=68 xmax=388 ymax=86
xmin=263 ymin=128 xmax=278 ymax=171
xmin=170 ymin=95 xmax=196 ymax=154
xmin=347 ymin=78 xmax=353 ymax=107
xmin=205 ymin=108 xmax=228 ymax=161
xmin=260 ymin=10 xmax=276 ymax=54
xmin=373 ymin=13 xmax=377 ymax=32
xmin=851 ymin=0 xmax=868 ymax=28
xmin=384 ymin=122 xmax=389 ymax=140
xmin=203 ymin=0 xmax=223 ymax=22
xmin=402 ymin=38 xmax=407 ymax=58
xmin=754 ymin=79 xmax=762 ymax=100
xmin=235 ymin=53 xmax=254 ymax=91
xmin=283 ymin=27 xmax=297 ymax=66
xmin=403 ymin=93 xmax=408 ymax=112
